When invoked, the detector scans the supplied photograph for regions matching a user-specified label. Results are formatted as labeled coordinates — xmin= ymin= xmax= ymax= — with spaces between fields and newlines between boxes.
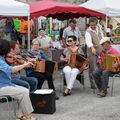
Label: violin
xmin=15 ymin=53 xmax=37 ymax=66
xmin=5 ymin=52 xmax=37 ymax=67
xmin=5 ymin=54 xmax=26 ymax=65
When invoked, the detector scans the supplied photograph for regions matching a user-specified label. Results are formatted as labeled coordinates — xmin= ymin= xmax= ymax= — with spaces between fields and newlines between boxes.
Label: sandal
xmin=17 ymin=115 xmax=38 ymax=120
xmin=63 ymin=88 xmax=72 ymax=96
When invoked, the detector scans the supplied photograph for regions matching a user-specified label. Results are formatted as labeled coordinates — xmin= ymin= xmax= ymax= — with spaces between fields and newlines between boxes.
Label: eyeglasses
xmin=67 ymin=40 xmax=73 ymax=42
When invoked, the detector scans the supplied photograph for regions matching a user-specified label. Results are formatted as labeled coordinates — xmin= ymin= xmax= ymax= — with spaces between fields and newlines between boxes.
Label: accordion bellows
xmin=35 ymin=59 xmax=45 ymax=73
xmin=68 ymin=53 xmax=89 ymax=72
xmin=103 ymin=54 xmax=120 ymax=72
xmin=35 ymin=59 xmax=57 ymax=74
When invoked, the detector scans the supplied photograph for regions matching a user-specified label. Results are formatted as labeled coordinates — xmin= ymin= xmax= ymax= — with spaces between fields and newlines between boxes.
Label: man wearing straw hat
xmin=92 ymin=37 xmax=119 ymax=97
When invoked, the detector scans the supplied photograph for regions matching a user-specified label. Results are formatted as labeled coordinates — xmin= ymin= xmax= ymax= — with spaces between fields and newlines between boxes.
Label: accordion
xmin=103 ymin=54 xmax=120 ymax=72
xmin=68 ymin=53 xmax=89 ymax=72
xmin=35 ymin=59 xmax=57 ymax=74
xmin=35 ymin=59 xmax=46 ymax=73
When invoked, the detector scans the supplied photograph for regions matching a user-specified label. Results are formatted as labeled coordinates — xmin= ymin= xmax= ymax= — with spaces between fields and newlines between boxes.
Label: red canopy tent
xmin=30 ymin=0 xmax=105 ymax=20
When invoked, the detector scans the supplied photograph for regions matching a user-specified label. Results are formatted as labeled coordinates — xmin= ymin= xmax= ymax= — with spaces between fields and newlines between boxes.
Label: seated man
xmin=92 ymin=37 xmax=119 ymax=97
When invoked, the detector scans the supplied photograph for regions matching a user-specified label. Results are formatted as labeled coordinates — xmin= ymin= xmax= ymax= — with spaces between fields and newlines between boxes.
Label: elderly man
xmin=92 ymin=37 xmax=119 ymax=97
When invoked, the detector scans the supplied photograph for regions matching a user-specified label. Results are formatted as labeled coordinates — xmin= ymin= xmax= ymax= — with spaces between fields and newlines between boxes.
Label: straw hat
xmin=100 ymin=37 xmax=110 ymax=45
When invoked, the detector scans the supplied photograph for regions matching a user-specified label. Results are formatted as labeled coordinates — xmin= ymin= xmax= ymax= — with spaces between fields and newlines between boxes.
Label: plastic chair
xmin=0 ymin=95 xmax=16 ymax=120
xmin=109 ymin=72 xmax=120 ymax=96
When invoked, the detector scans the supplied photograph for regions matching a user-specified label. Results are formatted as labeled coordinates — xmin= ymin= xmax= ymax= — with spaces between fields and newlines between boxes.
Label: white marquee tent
xmin=80 ymin=0 xmax=120 ymax=17
xmin=81 ymin=0 xmax=120 ymax=50
xmin=0 ymin=0 xmax=30 ymax=49
xmin=0 ymin=0 xmax=29 ymax=16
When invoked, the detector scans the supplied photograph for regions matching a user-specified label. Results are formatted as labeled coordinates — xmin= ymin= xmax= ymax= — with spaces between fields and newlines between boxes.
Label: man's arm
xmin=85 ymin=31 xmax=96 ymax=55
xmin=62 ymin=28 xmax=68 ymax=48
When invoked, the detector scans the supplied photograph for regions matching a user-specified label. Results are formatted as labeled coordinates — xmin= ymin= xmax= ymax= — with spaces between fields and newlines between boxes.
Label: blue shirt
xmin=0 ymin=56 xmax=15 ymax=88
xmin=30 ymin=49 xmax=47 ymax=60
xmin=63 ymin=26 xmax=81 ymax=44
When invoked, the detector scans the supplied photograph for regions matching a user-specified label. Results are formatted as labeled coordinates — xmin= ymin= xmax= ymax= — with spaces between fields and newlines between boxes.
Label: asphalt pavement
xmin=33 ymin=71 xmax=120 ymax=120
xmin=1 ymin=70 xmax=120 ymax=120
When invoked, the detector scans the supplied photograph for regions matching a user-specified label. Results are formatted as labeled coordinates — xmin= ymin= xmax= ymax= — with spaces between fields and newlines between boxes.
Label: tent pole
xmin=105 ymin=15 xmax=108 ymax=31
xmin=28 ymin=15 xmax=30 ymax=50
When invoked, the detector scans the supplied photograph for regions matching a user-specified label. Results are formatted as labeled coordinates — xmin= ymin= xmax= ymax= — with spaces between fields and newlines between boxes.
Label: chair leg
xmin=6 ymin=97 xmax=11 ymax=120
xmin=111 ymin=76 xmax=115 ymax=96
xmin=81 ymin=74 xmax=85 ymax=90
xmin=90 ymin=75 xmax=97 ymax=94
xmin=0 ymin=96 xmax=10 ymax=120
xmin=59 ymin=70 xmax=64 ymax=94
xmin=12 ymin=99 xmax=17 ymax=119
xmin=0 ymin=96 xmax=17 ymax=120
xmin=60 ymin=72 xmax=63 ymax=93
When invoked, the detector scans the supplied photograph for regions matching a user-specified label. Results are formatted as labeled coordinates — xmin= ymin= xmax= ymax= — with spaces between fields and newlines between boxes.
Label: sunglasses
xmin=67 ymin=40 xmax=73 ymax=42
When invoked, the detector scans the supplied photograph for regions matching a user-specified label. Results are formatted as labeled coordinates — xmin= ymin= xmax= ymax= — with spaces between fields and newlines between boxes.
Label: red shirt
xmin=96 ymin=46 xmax=119 ymax=68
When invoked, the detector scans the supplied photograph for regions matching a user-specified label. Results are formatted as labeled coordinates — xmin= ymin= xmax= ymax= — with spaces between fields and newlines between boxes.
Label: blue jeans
xmin=92 ymin=68 xmax=111 ymax=91
xmin=11 ymin=76 xmax=38 ymax=92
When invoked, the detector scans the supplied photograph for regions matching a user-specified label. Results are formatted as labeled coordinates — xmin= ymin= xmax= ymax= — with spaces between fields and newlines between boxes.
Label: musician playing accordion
xmin=92 ymin=37 xmax=119 ymax=97
xmin=60 ymin=35 xmax=84 ymax=96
